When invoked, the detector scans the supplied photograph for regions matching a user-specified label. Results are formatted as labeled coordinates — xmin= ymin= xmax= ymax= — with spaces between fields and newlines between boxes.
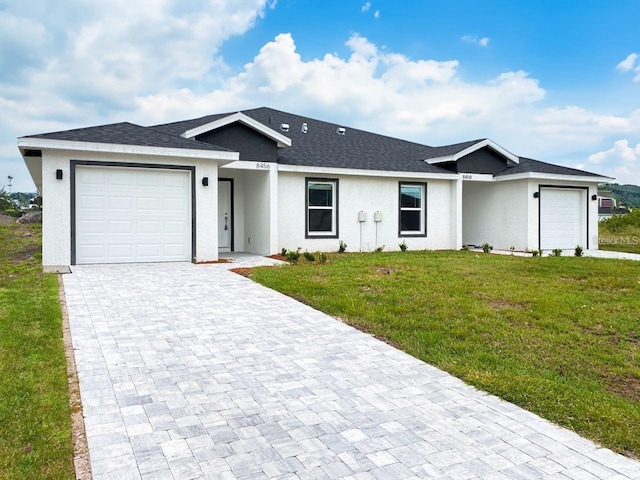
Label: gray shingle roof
xmin=153 ymin=107 xmax=454 ymax=174
xmin=22 ymin=107 xmax=606 ymax=179
xmin=494 ymin=157 xmax=603 ymax=177
xmin=22 ymin=122 xmax=229 ymax=152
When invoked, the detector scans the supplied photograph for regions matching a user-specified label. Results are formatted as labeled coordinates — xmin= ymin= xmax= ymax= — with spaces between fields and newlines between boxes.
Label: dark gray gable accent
xmin=456 ymin=147 xmax=511 ymax=175
xmin=196 ymin=123 xmax=278 ymax=162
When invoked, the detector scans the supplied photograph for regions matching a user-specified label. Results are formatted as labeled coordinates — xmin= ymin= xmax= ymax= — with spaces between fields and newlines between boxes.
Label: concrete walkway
xmin=62 ymin=260 xmax=640 ymax=480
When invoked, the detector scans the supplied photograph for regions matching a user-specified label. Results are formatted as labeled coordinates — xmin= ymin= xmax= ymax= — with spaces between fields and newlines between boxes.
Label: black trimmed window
xmin=399 ymin=182 xmax=426 ymax=236
xmin=306 ymin=178 xmax=338 ymax=238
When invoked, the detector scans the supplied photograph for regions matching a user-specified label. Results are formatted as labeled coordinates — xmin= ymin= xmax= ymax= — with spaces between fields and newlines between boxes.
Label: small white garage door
xmin=540 ymin=187 xmax=587 ymax=250
xmin=75 ymin=166 xmax=192 ymax=264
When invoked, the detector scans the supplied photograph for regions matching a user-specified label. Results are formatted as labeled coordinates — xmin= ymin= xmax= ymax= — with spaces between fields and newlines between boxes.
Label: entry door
xmin=218 ymin=180 xmax=233 ymax=252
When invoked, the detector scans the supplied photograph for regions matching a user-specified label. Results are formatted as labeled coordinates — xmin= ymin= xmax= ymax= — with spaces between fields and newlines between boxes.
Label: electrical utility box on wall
xmin=374 ymin=211 xmax=382 ymax=222
xmin=358 ymin=211 xmax=367 ymax=222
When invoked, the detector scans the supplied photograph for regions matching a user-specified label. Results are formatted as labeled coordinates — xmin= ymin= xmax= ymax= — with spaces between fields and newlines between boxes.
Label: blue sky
xmin=1 ymin=0 xmax=639 ymax=192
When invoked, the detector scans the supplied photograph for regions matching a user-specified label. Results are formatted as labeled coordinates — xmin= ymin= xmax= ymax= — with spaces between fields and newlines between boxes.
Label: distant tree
xmin=0 ymin=188 xmax=22 ymax=217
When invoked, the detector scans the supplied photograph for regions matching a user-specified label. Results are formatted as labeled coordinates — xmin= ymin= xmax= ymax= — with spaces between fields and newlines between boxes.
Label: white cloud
xmin=587 ymin=139 xmax=640 ymax=184
xmin=3 ymin=9 xmax=640 ymax=191
xmin=589 ymin=139 xmax=640 ymax=164
xmin=462 ymin=35 xmax=490 ymax=47
xmin=616 ymin=52 xmax=640 ymax=83
xmin=616 ymin=53 xmax=638 ymax=72
xmin=374 ymin=10 xmax=380 ymax=19
xmin=362 ymin=2 xmax=371 ymax=12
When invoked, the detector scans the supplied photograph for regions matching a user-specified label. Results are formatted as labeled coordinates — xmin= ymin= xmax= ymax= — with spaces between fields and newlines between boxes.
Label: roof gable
xmin=425 ymin=138 xmax=519 ymax=165
xmin=181 ymin=112 xmax=292 ymax=148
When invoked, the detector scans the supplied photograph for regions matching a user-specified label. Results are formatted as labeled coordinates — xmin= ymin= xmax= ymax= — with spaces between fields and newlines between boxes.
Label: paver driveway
xmin=63 ymin=261 xmax=640 ymax=480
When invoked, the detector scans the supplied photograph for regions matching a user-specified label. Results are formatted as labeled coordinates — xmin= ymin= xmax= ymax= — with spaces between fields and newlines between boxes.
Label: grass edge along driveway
xmin=250 ymin=250 xmax=640 ymax=459
xmin=0 ymin=223 xmax=74 ymax=480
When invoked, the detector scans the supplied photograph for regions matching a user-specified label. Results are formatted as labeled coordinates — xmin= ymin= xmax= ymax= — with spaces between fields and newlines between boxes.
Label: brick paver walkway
xmin=62 ymin=261 xmax=640 ymax=480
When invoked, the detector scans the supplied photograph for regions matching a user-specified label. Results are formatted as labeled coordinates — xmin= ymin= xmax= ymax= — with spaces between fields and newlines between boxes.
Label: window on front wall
xmin=399 ymin=182 xmax=426 ymax=236
xmin=306 ymin=178 xmax=338 ymax=237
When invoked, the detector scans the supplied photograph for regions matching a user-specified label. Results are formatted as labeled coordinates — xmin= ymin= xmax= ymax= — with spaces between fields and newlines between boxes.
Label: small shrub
xmin=375 ymin=245 xmax=385 ymax=253
xmin=338 ymin=240 xmax=347 ymax=253
xmin=281 ymin=247 xmax=288 ymax=256
xmin=531 ymin=249 xmax=541 ymax=257
xmin=286 ymin=247 xmax=301 ymax=264
xmin=509 ymin=245 xmax=516 ymax=254
xmin=574 ymin=245 xmax=584 ymax=257
xmin=399 ymin=240 xmax=408 ymax=252
xmin=551 ymin=248 xmax=563 ymax=257
xmin=303 ymin=250 xmax=315 ymax=262
xmin=318 ymin=252 xmax=327 ymax=264
xmin=482 ymin=242 xmax=493 ymax=254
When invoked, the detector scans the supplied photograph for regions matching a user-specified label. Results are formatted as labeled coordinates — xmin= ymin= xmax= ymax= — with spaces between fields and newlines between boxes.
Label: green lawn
xmin=250 ymin=251 xmax=640 ymax=458
xmin=0 ymin=224 xmax=74 ymax=480
xmin=599 ymin=209 xmax=640 ymax=254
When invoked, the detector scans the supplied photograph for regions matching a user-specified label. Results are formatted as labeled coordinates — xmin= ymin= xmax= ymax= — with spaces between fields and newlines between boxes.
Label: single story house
xmin=18 ymin=107 xmax=611 ymax=268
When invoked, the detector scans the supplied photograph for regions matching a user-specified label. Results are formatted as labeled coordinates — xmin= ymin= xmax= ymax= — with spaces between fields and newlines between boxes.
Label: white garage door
xmin=540 ymin=187 xmax=587 ymax=250
xmin=75 ymin=166 xmax=192 ymax=264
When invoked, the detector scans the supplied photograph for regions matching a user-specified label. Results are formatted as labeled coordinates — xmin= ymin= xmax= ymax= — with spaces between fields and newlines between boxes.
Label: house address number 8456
xmin=256 ymin=162 xmax=271 ymax=170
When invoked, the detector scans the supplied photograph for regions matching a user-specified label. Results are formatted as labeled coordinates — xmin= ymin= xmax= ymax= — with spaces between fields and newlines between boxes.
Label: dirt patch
xmin=59 ymin=277 xmax=92 ymax=480
xmin=230 ymin=267 xmax=254 ymax=277
xmin=604 ymin=373 xmax=640 ymax=403
xmin=487 ymin=299 xmax=526 ymax=311
xmin=374 ymin=266 xmax=396 ymax=275
xmin=0 ymin=212 xmax=17 ymax=225
xmin=268 ymin=254 xmax=287 ymax=261
xmin=195 ymin=259 xmax=230 ymax=264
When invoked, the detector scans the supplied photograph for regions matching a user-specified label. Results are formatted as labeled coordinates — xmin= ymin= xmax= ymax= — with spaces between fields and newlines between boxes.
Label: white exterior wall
xmin=462 ymin=178 xmax=601 ymax=252
xmin=243 ymin=170 xmax=273 ymax=255
xmin=278 ymin=172 xmax=456 ymax=253
xmin=39 ymin=149 xmax=222 ymax=266
xmin=462 ymin=179 xmax=530 ymax=251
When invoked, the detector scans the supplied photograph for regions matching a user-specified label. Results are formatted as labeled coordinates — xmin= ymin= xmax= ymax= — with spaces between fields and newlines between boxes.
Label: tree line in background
xmin=0 ymin=190 xmax=39 ymax=217
xmin=602 ymin=183 xmax=640 ymax=208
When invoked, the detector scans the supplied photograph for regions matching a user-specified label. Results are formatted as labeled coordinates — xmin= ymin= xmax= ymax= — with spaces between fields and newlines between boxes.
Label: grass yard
xmin=599 ymin=209 xmax=640 ymax=254
xmin=0 ymin=223 xmax=74 ymax=479
xmin=250 ymin=251 xmax=640 ymax=458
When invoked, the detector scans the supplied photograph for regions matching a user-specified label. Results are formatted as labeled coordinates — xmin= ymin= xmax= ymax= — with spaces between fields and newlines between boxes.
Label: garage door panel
xmin=164 ymin=221 xmax=189 ymax=234
xmin=75 ymin=166 xmax=192 ymax=264
xmin=540 ymin=188 xmax=587 ymax=250
xmin=137 ymin=220 xmax=161 ymax=234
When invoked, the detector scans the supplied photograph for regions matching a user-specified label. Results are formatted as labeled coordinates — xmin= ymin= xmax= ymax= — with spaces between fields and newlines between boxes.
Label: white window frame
xmin=306 ymin=178 xmax=338 ymax=238
xmin=399 ymin=182 xmax=427 ymax=236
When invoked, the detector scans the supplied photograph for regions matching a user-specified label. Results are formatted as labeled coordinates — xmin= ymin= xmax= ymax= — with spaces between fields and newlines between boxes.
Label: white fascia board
xmin=426 ymin=139 xmax=520 ymax=165
xmin=277 ymin=163 xmax=459 ymax=180
xmin=494 ymin=172 xmax=613 ymax=183
xmin=181 ymin=112 xmax=292 ymax=148
xmin=18 ymin=138 xmax=239 ymax=163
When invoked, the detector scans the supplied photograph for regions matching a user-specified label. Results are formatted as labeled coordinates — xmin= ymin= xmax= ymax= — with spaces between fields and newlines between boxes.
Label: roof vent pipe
xmin=301 ymin=122 xmax=308 ymax=134
xmin=281 ymin=123 xmax=289 ymax=132
xmin=337 ymin=127 xmax=346 ymax=135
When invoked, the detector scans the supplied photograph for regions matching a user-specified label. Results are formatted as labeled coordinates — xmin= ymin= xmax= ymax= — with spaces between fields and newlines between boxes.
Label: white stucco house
xmin=18 ymin=107 xmax=611 ymax=268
